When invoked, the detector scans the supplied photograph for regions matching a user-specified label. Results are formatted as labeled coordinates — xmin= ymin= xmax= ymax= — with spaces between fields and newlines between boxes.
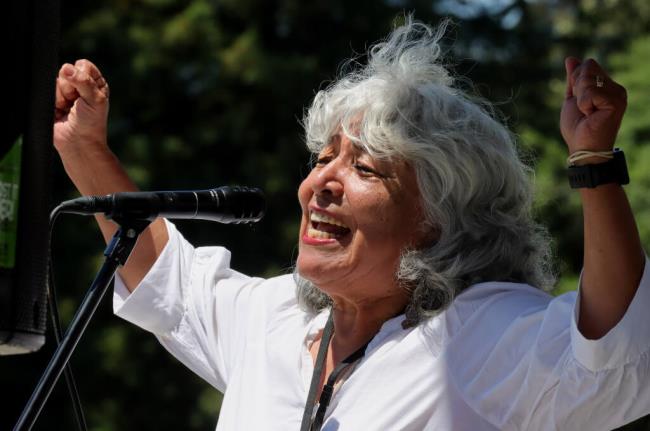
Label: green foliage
xmin=3 ymin=1 xmax=649 ymax=430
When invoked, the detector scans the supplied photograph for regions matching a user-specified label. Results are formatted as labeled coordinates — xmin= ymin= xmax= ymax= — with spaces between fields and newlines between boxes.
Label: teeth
xmin=310 ymin=211 xmax=348 ymax=228
xmin=307 ymin=228 xmax=337 ymax=239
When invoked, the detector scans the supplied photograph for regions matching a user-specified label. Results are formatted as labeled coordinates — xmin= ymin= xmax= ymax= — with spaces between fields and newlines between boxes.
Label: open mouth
xmin=308 ymin=211 xmax=351 ymax=240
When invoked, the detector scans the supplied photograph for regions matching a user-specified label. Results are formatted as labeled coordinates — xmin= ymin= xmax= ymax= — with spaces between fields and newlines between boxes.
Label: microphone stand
xmin=13 ymin=217 xmax=152 ymax=431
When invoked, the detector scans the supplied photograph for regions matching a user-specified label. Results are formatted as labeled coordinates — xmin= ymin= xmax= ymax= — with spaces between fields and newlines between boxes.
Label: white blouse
xmin=114 ymin=220 xmax=650 ymax=430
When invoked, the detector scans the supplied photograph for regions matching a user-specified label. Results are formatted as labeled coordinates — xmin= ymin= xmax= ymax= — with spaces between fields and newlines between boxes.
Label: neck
xmin=327 ymin=293 xmax=408 ymax=363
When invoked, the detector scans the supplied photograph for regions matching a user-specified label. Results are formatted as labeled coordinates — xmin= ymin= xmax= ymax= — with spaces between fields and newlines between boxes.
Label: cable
xmin=48 ymin=205 xmax=88 ymax=431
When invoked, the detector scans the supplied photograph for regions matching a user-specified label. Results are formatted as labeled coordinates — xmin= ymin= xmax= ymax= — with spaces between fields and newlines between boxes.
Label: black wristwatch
xmin=567 ymin=148 xmax=629 ymax=189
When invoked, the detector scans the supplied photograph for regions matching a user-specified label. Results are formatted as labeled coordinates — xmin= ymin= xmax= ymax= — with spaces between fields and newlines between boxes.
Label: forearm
xmin=58 ymin=146 xmax=168 ymax=292
xmin=59 ymin=145 xmax=135 ymax=239
xmin=578 ymin=183 xmax=645 ymax=339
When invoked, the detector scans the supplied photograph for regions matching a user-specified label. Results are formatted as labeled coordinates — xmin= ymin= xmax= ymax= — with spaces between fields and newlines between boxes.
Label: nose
xmin=311 ymin=159 xmax=344 ymax=198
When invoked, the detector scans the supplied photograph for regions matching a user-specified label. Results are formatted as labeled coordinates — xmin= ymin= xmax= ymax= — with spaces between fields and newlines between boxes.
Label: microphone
xmin=57 ymin=186 xmax=265 ymax=224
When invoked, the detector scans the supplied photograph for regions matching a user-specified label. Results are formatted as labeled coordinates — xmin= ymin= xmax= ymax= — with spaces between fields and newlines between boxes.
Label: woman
xmin=54 ymin=19 xmax=649 ymax=430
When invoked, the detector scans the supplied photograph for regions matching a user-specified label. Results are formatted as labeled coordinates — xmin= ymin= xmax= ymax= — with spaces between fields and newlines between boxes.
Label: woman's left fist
xmin=560 ymin=57 xmax=627 ymax=155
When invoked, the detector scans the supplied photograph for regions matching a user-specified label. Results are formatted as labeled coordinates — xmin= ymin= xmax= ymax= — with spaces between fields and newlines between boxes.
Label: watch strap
xmin=567 ymin=148 xmax=629 ymax=189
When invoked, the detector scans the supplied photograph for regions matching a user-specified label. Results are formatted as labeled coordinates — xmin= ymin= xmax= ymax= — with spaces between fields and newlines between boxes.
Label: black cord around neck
xmin=299 ymin=312 xmax=370 ymax=431
xmin=300 ymin=313 xmax=335 ymax=431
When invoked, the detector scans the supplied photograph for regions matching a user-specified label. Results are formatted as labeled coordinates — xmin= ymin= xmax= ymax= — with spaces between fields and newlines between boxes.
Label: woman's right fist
xmin=53 ymin=59 xmax=109 ymax=156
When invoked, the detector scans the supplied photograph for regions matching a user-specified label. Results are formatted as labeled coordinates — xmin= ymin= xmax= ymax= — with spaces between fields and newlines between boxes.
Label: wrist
xmin=56 ymin=137 xmax=112 ymax=172
xmin=567 ymin=148 xmax=629 ymax=189
xmin=566 ymin=148 xmax=615 ymax=166
xmin=56 ymin=135 xmax=109 ymax=156
xmin=60 ymin=146 xmax=135 ymax=196
xmin=570 ymin=156 xmax=610 ymax=166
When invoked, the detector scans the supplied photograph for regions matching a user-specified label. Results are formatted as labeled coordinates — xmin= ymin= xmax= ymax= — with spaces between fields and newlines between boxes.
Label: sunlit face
xmin=297 ymin=134 xmax=428 ymax=303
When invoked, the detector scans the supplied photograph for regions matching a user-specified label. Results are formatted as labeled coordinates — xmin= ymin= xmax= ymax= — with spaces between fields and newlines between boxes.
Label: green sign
xmin=0 ymin=136 xmax=22 ymax=269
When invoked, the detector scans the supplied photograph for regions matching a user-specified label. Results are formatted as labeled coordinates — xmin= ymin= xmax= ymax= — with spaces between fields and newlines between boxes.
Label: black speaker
xmin=0 ymin=0 xmax=59 ymax=354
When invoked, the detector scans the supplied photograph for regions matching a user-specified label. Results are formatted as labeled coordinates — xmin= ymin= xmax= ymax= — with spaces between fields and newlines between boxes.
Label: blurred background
xmin=3 ymin=0 xmax=650 ymax=429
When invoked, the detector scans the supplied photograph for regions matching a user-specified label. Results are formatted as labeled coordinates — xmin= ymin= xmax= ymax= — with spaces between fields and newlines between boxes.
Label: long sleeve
xmin=445 ymin=256 xmax=650 ymax=430
xmin=112 ymin=219 xmax=268 ymax=391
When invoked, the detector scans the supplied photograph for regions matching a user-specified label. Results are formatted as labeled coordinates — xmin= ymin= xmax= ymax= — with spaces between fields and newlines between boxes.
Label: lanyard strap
xmin=300 ymin=312 xmax=369 ymax=431
xmin=300 ymin=313 xmax=335 ymax=431
xmin=310 ymin=342 xmax=367 ymax=430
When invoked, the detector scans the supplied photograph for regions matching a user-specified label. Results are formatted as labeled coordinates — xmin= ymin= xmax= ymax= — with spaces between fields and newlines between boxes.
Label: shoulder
xmin=449 ymin=282 xmax=556 ymax=325
xmin=232 ymin=273 xmax=302 ymax=320
xmin=437 ymin=281 xmax=580 ymax=348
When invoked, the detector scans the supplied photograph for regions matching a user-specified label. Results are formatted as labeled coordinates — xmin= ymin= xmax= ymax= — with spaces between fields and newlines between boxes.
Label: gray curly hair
xmin=294 ymin=17 xmax=555 ymax=325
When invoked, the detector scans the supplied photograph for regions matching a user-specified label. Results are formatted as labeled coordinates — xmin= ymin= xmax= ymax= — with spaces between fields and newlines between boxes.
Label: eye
xmin=354 ymin=163 xmax=375 ymax=174
xmin=315 ymin=156 xmax=331 ymax=167
xmin=354 ymin=163 xmax=385 ymax=178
